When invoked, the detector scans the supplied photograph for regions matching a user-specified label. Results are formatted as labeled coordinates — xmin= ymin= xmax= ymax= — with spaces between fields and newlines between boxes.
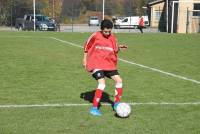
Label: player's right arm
xmin=82 ymin=52 xmax=87 ymax=69
xmin=82 ymin=32 xmax=96 ymax=69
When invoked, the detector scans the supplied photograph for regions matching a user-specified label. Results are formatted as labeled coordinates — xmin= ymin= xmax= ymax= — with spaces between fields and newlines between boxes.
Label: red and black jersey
xmin=84 ymin=31 xmax=119 ymax=72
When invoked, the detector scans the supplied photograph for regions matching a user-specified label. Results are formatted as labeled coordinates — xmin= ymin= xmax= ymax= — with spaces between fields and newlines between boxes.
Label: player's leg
xmin=111 ymin=75 xmax=123 ymax=110
xmin=138 ymin=26 xmax=143 ymax=33
xmin=90 ymin=78 xmax=105 ymax=116
xmin=90 ymin=70 xmax=106 ymax=116
xmin=92 ymin=78 xmax=105 ymax=108
xmin=111 ymin=75 xmax=123 ymax=103
xmin=141 ymin=27 xmax=143 ymax=33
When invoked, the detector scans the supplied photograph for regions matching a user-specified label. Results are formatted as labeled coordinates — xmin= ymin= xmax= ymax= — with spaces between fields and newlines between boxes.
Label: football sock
xmin=93 ymin=89 xmax=103 ymax=107
xmin=114 ymin=88 xmax=123 ymax=103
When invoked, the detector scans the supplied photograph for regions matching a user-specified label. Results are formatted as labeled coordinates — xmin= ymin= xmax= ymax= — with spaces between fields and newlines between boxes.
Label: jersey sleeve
xmin=111 ymin=34 xmax=119 ymax=53
xmin=84 ymin=32 xmax=96 ymax=53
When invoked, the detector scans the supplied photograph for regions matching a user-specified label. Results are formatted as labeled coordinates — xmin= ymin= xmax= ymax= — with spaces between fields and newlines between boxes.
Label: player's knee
xmin=115 ymin=77 xmax=122 ymax=88
xmin=97 ymin=83 xmax=106 ymax=90
xmin=115 ymin=77 xmax=122 ymax=84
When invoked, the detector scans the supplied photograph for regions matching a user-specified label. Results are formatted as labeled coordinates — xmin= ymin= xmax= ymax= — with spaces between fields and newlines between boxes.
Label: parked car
xmin=15 ymin=14 xmax=57 ymax=31
xmin=88 ymin=16 xmax=100 ymax=26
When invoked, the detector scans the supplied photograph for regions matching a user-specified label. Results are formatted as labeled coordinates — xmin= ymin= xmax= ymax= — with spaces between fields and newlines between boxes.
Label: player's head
xmin=100 ymin=19 xmax=113 ymax=37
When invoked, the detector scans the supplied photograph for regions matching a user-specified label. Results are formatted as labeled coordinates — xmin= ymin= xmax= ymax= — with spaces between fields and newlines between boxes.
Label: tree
xmin=133 ymin=0 xmax=147 ymax=15
xmin=0 ymin=0 xmax=148 ymax=25
xmin=0 ymin=0 xmax=12 ymax=25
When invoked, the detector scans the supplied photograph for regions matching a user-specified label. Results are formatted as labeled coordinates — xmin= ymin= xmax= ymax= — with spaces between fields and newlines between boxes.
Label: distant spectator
xmin=54 ymin=17 xmax=60 ymax=32
xmin=56 ymin=22 xmax=60 ymax=32
xmin=56 ymin=19 xmax=60 ymax=32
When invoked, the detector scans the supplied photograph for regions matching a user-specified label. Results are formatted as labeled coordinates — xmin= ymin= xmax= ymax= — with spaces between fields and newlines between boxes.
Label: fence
xmin=0 ymin=0 xmax=153 ymax=33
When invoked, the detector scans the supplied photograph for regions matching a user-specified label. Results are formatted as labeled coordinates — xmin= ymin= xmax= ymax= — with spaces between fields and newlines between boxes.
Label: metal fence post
xmin=186 ymin=7 xmax=189 ymax=34
xmin=10 ymin=0 xmax=13 ymax=30
xmin=199 ymin=13 xmax=200 ymax=33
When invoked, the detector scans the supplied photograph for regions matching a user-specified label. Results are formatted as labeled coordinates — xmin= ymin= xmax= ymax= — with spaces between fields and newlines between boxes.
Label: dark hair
xmin=100 ymin=19 xmax=113 ymax=30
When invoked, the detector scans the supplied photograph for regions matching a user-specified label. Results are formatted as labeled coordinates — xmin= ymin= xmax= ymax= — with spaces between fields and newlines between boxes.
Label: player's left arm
xmin=112 ymin=34 xmax=128 ymax=53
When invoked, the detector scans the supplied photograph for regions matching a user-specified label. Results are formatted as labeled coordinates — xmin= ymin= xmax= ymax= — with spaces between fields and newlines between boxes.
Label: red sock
xmin=93 ymin=89 xmax=103 ymax=107
xmin=114 ymin=88 xmax=123 ymax=103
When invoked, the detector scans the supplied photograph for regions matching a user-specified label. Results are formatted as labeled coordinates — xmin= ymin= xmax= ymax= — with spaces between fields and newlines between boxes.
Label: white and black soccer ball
xmin=116 ymin=103 xmax=131 ymax=118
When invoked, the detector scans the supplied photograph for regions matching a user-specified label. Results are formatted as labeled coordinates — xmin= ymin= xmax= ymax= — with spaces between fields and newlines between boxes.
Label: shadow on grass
xmin=80 ymin=90 xmax=131 ymax=119
xmin=80 ymin=90 xmax=114 ymax=108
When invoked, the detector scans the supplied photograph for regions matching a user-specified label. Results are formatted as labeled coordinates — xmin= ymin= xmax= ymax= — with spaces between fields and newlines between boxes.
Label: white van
xmin=114 ymin=16 xmax=149 ymax=29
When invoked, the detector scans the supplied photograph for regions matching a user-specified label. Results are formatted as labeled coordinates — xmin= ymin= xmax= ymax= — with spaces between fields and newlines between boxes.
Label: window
xmin=154 ymin=11 xmax=161 ymax=21
xmin=193 ymin=3 xmax=200 ymax=16
xmin=122 ymin=18 xmax=128 ymax=22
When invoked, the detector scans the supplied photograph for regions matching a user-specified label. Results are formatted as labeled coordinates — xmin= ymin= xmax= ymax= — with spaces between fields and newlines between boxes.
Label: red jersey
xmin=84 ymin=31 xmax=119 ymax=72
xmin=139 ymin=17 xmax=144 ymax=27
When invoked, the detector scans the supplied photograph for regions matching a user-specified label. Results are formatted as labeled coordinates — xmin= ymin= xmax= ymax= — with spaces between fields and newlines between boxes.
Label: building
xmin=148 ymin=0 xmax=200 ymax=33
xmin=147 ymin=0 xmax=166 ymax=32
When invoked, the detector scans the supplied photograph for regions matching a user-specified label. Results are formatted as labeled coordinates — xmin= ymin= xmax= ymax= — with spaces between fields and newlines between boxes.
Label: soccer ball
xmin=116 ymin=103 xmax=131 ymax=118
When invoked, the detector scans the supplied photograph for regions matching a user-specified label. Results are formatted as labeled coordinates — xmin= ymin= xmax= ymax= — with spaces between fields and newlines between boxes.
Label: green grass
xmin=0 ymin=31 xmax=200 ymax=134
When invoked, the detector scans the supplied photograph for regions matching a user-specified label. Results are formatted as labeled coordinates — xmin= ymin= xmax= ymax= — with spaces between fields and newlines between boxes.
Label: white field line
xmin=119 ymin=59 xmax=200 ymax=84
xmin=0 ymin=35 xmax=49 ymax=38
xmin=50 ymin=37 xmax=83 ymax=48
xmin=1 ymin=102 xmax=200 ymax=108
xmin=50 ymin=37 xmax=200 ymax=85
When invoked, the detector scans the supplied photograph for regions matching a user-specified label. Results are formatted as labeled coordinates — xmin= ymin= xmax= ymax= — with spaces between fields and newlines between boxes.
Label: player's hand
xmin=118 ymin=44 xmax=128 ymax=51
xmin=82 ymin=59 xmax=87 ymax=69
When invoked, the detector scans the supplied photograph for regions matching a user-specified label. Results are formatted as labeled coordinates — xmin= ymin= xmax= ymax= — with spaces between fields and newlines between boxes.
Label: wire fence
xmin=1 ymin=0 xmax=189 ymax=33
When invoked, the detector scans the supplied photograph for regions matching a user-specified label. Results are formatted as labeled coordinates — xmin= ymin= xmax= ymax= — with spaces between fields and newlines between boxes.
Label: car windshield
xmin=90 ymin=17 xmax=98 ymax=20
xmin=35 ymin=16 xmax=49 ymax=21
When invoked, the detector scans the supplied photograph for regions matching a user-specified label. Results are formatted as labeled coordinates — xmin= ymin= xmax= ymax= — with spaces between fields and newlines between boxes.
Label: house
xmin=148 ymin=0 xmax=200 ymax=33
xmin=147 ymin=0 xmax=166 ymax=32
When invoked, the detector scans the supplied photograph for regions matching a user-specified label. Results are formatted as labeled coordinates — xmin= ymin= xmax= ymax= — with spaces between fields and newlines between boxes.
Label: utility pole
xmin=10 ymin=0 xmax=13 ymax=30
xmin=71 ymin=1 xmax=74 ymax=32
xmin=166 ymin=0 xmax=168 ymax=33
xmin=103 ymin=0 xmax=105 ymax=20
xmin=53 ymin=0 xmax=55 ymax=19
xmin=33 ymin=0 xmax=36 ymax=31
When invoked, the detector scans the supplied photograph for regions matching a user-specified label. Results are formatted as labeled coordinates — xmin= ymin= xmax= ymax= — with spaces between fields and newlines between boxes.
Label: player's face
xmin=102 ymin=28 xmax=112 ymax=37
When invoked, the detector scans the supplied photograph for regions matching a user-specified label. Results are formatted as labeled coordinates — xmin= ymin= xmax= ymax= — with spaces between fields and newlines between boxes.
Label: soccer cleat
xmin=90 ymin=107 xmax=102 ymax=116
xmin=113 ymin=102 xmax=120 ymax=111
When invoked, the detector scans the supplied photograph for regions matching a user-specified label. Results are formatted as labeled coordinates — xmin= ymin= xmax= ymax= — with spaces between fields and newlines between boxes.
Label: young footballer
xmin=82 ymin=19 xmax=127 ymax=116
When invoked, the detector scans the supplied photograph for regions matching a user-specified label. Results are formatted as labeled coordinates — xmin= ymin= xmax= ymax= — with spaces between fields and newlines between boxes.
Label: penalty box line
xmin=50 ymin=37 xmax=200 ymax=85
xmin=0 ymin=102 xmax=200 ymax=108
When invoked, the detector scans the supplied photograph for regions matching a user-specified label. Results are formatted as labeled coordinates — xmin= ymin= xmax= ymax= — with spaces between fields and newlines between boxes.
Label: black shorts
xmin=92 ymin=70 xmax=119 ymax=80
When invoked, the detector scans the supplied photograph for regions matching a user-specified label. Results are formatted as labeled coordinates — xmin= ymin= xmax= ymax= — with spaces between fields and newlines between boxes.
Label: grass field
xmin=0 ymin=31 xmax=200 ymax=134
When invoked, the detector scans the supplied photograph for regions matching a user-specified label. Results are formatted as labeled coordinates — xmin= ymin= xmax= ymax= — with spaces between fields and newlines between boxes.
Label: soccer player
xmin=138 ymin=16 xmax=144 ymax=33
xmin=82 ymin=19 xmax=127 ymax=116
